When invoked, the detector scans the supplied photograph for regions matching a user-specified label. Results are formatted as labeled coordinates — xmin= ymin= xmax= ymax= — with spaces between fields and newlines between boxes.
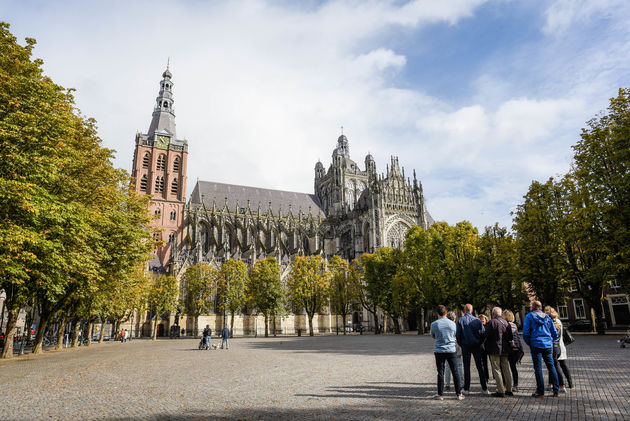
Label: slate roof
xmin=190 ymin=180 xmax=324 ymax=216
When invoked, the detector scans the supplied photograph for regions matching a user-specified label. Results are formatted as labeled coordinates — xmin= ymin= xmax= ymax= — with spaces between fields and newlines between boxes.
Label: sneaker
xmin=456 ymin=394 xmax=465 ymax=400
xmin=491 ymin=392 xmax=505 ymax=398
xmin=505 ymin=391 xmax=514 ymax=396
xmin=482 ymin=389 xmax=490 ymax=395
xmin=432 ymin=394 xmax=444 ymax=400
xmin=559 ymin=388 xmax=567 ymax=394
xmin=513 ymin=386 xmax=519 ymax=392
xmin=531 ymin=393 xmax=544 ymax=398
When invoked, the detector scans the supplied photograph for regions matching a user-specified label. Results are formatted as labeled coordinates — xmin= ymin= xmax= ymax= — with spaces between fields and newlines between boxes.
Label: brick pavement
xmin=0 ymin=334 xmax=628 ymax=420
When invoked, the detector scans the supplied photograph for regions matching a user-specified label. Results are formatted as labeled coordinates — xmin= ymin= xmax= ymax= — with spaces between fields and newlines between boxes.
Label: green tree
xmin=352 ymin=256 xmax=382 ymax=333
xmin=146 ymin=275 xmax=179 ymax=340
xmin=248 ymin=257 xmax=285 ymax=337
xmin=328 ymin=255 xmax=359 ymax=335
xmin=287 ymin=255 xmax=330 ymax=336
xmin=180 ymin=263 xmax=217 ymax=336
xmin=217 ymin=259 xmax=249 ymax=336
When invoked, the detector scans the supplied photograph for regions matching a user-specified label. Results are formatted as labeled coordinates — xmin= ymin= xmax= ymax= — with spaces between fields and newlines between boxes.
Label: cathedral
xmin=131 ymin=66 xmax=433 ymax=333
xmin=132 ymin=65 xmax=433 ymax=275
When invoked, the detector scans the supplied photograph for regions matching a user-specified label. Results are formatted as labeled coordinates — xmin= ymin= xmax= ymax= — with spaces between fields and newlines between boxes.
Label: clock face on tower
xmin=156 ymin=135 xmax=170 ymax=150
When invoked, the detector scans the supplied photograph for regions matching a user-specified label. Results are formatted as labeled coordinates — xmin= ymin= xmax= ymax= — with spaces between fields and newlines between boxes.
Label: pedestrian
xmin=430 ymin=305 xmax=464 ymax=400
xmin=455 ymin=304 xmax=489 ymax=395
xmin=445 ymin=312 xmax=464 ymax=392
xmin=478 ymin=314 xmax=490 ymax=384
xmin=544 ymin=306 xmax=573 ymax=392
xmin=522 ymin=300 xmax=560 ymax=398
xmin=119 ymin=329 xmax=124 ymax=343
xmin=202 ymin=325 xmax=211 ymax=350
xmin=484 ymin=307 xmax=514 ymax=397
xmin=124 ymin=329 xmax=129 ymax=343
xmin=502 ymin=310 xmax=524 ymax=392
xmin=221 ymin=326 xmax=230 ymax=349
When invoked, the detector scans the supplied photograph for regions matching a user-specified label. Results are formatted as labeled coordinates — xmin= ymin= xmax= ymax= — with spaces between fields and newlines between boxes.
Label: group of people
xmin=430 ymin=301 xmax=573 ymax=400
xmin=201 ymin=325 xmax=231 ymax=350
xmin=117 ymin=329 xmax=129 ymax=342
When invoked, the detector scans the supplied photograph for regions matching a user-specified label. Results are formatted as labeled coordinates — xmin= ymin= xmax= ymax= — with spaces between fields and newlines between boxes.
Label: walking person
xmin=503 ymin=310 xmax=524 ymax=392
xmin=445 ymin=312 xmax=464 ymax=392
xmin=484 ymin=307 xmax=514 ymax=397
xmin=455 ymin=304 xmax=489 ymax=395
xmin=545 ymin=306 xmax=573 ymax=392
xmin=202 ymin=325 xmax=212 ymax=350
xmin=220 ymin=326 xmax=230 ymax=349
xmin=522 ymin=301 xmax=560 ymax=398
xmin=430 ymin=305 xmax=464 ymax=400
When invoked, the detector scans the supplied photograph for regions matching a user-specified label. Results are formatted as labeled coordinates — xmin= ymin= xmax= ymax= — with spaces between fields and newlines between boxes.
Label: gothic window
xmin=140 ymin=174 xmax=148 ymax=192
xmin=171 ymin=178 xmax=178 ymax=195
xmin=173 ymin=156 xmax=180 ymax=171
xmin=168 ymin=233 xmax=175 ymax=243
xmin=163 ymin=101 xmax=169 ymax=108
xmin=154 ymin=208 xmax=161 ymax=217
xmin=155 ymin=176 xmax=164 ymax=192
xmin=386 ymin=221 xmax=409 ymax=249
xmin=157 ymin=154 xmax=166 ymax=170
xmin=170 ymin=210 xmax=176 ymax=221
xmin=142 ymin=152 xmax=150 ymax=168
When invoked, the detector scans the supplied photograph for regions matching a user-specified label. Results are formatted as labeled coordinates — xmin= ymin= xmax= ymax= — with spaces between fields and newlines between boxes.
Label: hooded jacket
xmin=522 ymin=310 xmax=558 ymax=349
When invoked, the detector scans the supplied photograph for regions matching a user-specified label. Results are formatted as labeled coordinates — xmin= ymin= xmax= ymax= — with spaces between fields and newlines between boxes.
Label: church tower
xmin=131 ymin=63 xmax=188 ymax=272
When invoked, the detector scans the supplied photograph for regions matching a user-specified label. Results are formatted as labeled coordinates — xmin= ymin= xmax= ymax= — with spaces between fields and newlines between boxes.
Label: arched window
xmin=142 ymin=152 xmax=150 ymax=168
xmin=171 ymin=178 xmax=178 ymax=195
xmin=155 ymin=176 xmax=164 ymax=193
xmin=140 ymin=174 xmax=148 ymax=192
xmin=157 ymin=154 xmax=166 ymax=170
xmin=170 ymin=210 xmax=176 ymax=221
xmin=154 ymin=208 xmax=161 ymax=217
xmin=173 ymin=156 xmax=180 ymax=171
xmin=168 ymin=233 xmax=175 ymax=243
xmin=163 ymin=101 xmax=168 ymax=108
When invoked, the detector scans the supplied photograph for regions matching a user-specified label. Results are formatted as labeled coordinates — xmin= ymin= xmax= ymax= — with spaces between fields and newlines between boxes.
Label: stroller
xmin=619 ymin=329 xmax=630 ymax=348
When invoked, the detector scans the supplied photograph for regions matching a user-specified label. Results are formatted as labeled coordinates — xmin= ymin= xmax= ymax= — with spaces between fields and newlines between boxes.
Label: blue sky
xmin=3 ymin=0 xmax=630 ymax=230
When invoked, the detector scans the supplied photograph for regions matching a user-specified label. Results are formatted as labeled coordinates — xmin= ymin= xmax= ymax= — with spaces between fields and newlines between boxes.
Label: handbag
xmin=562 ymin=327 xmax=575 ymax=346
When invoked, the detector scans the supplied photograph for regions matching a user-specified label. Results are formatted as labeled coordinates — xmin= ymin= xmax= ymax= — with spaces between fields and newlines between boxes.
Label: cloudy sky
xmin=4 ymin=0 xmax=630 ymax=229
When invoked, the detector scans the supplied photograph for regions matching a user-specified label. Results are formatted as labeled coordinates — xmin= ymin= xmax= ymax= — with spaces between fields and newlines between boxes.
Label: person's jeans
xmin=461 ymin=344 xmax=488 ymax=391
xmin=221 ymin=337 xmax=229 ymax=349
xmin=445 ymin=355 xmax=464 ymax=389
xmin=489 ymin=354 xmax=512 ymax=394
xmin=550 ymin=345 xmax=565 ymax=386
xmin=204 ymin=336 xmax=210 ymax=349
xmin=435 ymin=352 xmax=462 ymax=396
xmin=531 ymin=346 xmax=559 ymax=395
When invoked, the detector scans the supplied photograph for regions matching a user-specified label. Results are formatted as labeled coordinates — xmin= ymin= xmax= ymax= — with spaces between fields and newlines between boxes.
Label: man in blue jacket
xmin=220 ymin=326 xmax=230 ymax=350
xmin=456 ymin=304 xmax=489 ymax=394
xmin=522 ymin=301 xmax=559 ymax=397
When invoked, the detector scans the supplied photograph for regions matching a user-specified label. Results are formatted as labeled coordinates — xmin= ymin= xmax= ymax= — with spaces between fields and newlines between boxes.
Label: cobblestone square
xmin=1 ymin=334 xmax=628 ymax=420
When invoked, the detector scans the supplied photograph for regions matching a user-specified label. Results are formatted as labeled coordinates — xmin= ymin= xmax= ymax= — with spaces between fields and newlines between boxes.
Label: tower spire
xmin=147 ymin=62 xmax=176 ymax=139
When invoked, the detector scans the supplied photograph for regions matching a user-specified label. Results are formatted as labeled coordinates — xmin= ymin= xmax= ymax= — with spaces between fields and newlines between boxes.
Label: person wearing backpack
xmin=484 ymin=307 xmax=514 ymax=397
xmin=545 ymin=306 xmax=573 ymax=392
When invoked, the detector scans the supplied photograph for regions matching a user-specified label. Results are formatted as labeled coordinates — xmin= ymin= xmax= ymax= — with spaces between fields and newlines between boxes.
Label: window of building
xmin=168 ymin=233 xmax=175 ymax=243
xmin=163 ymin=101 xmax=169 ymax=108
xmin=569 ymin=280 xmax=578 ymax=292
xmin=558 ymin=305 xmax=568 ymax=320
xmin=610 ymin=279 xmax=620 ymax=289
xmin=157 ymin=154 xmax=166 ymax=170
xmin=142 ymin=152 xmax=150 ymax=168
xmin=173 ymin=156 xmax=180 ymax=171
xmin=155 ymin=176 xmax=164 ymax=193
xmin=574 ymin=299 xmax=586 ymax=319
xmin=170 ymin=210 xmax=176 ymax=221
xmin=154 ymin=208 xmax=161 ymax=217
xmin=153 ymin=233 xmax=160 ymax=241
xmin=171 ymin=178 xmax=178 ymax=195
xmin=140 ymin=174 xmax=148 ymax=192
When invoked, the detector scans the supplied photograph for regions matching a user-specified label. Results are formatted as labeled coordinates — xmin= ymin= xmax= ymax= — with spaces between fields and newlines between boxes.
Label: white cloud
xmin=543 ymin=0 xmax=624 ymax=36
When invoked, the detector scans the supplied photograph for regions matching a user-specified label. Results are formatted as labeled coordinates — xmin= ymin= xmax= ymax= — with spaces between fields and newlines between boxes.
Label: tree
xmin=216 ymin=259 xmax=249 ymax=336
xmin=328 ymin=255 xmax=359 ymax=335
xmin=352 ymin=255 xmax=382 ymax=333
xmin=248 ymin=257 xmax=285 ymax=337
xmin=287 ymin=255 xmax=330 ymax=336
xmin=146 ymin=275 xmax=179 ymax=340
xmin=180 ymin=263 xmax=217 ymax=337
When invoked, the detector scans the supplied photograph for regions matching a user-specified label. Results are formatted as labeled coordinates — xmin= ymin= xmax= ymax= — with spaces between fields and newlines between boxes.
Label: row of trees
xmin=0 ymin=23 xmax=158 ymax=358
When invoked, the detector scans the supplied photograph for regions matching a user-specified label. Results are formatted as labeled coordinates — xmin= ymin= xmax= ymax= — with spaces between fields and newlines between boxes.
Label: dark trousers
xmin=461 ymin=345 xmax=488 ymax=391
xmin=550 ymin=345 xmax=572 ymax=387
xmin=435 ymin=352 xmax=462 ymax=396
xmin=507 ymin=350 xmax=520 ymax=387
xmin=531 ymin=346 xmax=559 ymax=395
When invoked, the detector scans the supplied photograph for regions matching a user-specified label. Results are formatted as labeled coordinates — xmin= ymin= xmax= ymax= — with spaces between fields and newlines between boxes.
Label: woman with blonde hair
xmin=478 ymin=314 xmax=490 ymax=383
xmin=503 ymin=310 xmax=524 ymax=392
xmin=544 ymin=306 xmax=573 ymax=393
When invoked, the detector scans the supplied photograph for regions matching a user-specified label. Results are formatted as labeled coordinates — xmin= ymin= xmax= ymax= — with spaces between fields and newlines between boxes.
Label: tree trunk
xmin=55 ymin=314 xmax=67 ymax=351
xmin=32 ymin=311 xmax=51 ymax=354
xmin=371 ymin=309 xmax=379 ymax=334
xmin=1 ymin=307 xmax=19 ymax=359
xmin=273 ymin=316 xmax=277 ymax=337
xmin=230 ymin=312 xmax=235 ymax=338
xmin=85 ymin=321 xmax=93 ymax=347
xmin=593 ymin=306 xmax=606 ymax=335
xmin=341 ymin=311 xmax=347 ymax=335
xmin=393 ymin=316 xmax=401 ymax=334
xmin=418 ymin=309 xmax=425 ymax=335
xmin=264 ymin=315 xmax=269 ymax=337
xmin=98 ymin=317 xmax=106 ymax=343
xmin=308 ymin=313 xmax=314 ymax=336
xmin=152 ymin=317 xmax=158 ymax=341
xmin=71 ymin=320 xmax=80 ymax=347
xmin=194 ymin=315 xmax=199 ymax=338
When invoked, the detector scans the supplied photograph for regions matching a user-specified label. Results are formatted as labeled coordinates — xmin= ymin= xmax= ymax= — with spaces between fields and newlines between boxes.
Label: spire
xmin=147 ymin=61 xmax=177 ymax=139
